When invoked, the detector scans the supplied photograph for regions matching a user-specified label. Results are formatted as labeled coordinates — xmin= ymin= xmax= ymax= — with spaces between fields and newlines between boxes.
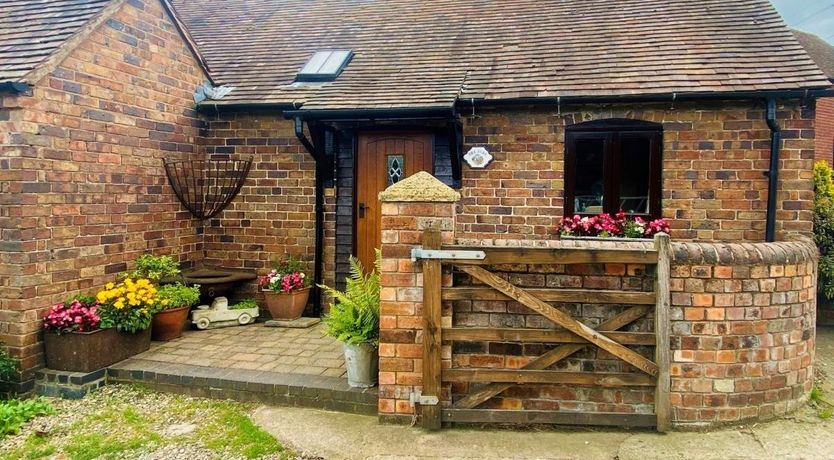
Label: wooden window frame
xmin=564 ymin=119 xmax=663 ymax=219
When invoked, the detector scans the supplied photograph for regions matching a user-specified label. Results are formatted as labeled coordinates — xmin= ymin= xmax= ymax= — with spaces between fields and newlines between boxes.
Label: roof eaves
xmin=159 ymin=0 xmax=215 ymax=85
xmin=19 ymin=0 xmax=129 ymax=86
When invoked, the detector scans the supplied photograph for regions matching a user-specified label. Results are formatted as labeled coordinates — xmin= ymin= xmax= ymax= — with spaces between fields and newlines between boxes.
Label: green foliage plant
xmin=155 ymin=283 xmax=201 ymax=312
xmin=0 ymin=347 xmax=15 ymax=393
xmin=319 ymin=251 xmax=380 ymax=346
xmin=0 ymin=398 xmax=52 ymax=436
xmin=127 ymin=254 xmax=181 ymax=282
xmin=230 ymin=299 xmax=259 ymax=310
xmin=814 ymin=161 xmax=834 ymax=300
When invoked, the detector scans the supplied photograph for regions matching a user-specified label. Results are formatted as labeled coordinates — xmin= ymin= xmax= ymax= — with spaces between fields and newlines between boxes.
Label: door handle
xmin=359 ymin=202 xmax=367 ymax=218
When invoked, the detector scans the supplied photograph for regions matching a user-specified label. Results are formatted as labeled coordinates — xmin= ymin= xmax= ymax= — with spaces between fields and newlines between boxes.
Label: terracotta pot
xmin=151 ymin=306 xmax=191 ymax=341
xmin=263 ymin=287 xmax=311 ymax=320
xmin=43 ymin=328 xmax=151 ymax=373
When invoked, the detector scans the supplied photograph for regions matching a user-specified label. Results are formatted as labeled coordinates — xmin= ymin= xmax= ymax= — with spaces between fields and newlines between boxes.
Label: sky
xmin=770 ymin=0 xmax=834 ymax=44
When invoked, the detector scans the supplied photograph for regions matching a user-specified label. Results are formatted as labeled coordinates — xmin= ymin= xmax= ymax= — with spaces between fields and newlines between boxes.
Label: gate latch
xmin=409 ymin=389 xmax=439 ymax=407
xmin=411 ymin=248 xmax=486 ymax=262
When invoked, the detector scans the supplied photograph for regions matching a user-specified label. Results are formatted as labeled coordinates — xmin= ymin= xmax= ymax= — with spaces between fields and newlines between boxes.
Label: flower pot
xmin=263 ymin=287 xmax=311 ymax=320
xmin=343 ymin=342 xmax=378 ymax=388
xmin=151 ymin=306 xmax=191 ymax=341
xmin=43 ymin=328 xmax=151 ymax=373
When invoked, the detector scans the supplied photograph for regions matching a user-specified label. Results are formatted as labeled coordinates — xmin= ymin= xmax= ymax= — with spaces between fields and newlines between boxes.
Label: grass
xmin=0 ymin=385 xmax=291 ymax=460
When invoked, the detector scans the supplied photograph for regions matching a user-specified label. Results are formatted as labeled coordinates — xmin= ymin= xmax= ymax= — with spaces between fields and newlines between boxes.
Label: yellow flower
xmin=114 ymin=300 xmax=125 ymax=309
xmin=105 ymin=282 xmax=114 ymax=290
xmin=161 ymin=299 xmax=170 ymax=306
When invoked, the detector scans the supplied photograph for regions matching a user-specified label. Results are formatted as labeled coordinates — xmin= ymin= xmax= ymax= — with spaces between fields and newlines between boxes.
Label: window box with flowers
xmin=558 ymin=211 xmax=670 ymax=240
xmin=42 ymin=280 xmax=156 ymax=373
xmin=258 ymin=257 xmax=312 ymax=320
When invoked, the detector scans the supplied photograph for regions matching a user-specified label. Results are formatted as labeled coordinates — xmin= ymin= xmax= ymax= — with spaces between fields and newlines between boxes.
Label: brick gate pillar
xmin=377 ymin=171 xmax=459 ymax=423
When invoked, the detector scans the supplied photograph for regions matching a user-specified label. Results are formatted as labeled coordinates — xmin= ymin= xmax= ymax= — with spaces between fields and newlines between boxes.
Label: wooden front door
xmin=355 ymin=132 xmax=433 ymax=271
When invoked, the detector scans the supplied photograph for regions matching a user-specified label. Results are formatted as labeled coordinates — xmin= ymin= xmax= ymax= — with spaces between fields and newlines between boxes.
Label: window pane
xmin=300 ymin=51 xmax=332 ymax=74
xmin=319 ymin=50 xmax=352 ymax=74
xmin=574 ymin=138 xmax=605 ymax=214
xmin=387 ymin=154 xmax=404 ymax=186
xmin=619 ymin=137 xmax=651 ymax=215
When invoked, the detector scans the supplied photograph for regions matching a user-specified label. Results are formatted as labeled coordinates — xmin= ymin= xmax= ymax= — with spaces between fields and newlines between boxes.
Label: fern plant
xmin=319 ymin=251 xmax=380 ymax=346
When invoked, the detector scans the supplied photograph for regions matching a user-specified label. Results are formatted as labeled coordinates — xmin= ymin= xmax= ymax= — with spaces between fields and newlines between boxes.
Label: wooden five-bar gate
xmin=414 ymin=229 xmax=672 ymax=432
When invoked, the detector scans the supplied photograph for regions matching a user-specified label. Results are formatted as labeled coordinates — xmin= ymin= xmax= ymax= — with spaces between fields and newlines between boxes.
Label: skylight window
xmin=296 ymin=50 xmax=353 ymax=82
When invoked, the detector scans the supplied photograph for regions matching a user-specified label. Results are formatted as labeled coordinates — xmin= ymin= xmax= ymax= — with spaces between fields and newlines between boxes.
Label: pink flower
xmin=43 ymin=299 xmax=101 ymax=333
xmin=558 ymin=212 xmax=669 ymax=239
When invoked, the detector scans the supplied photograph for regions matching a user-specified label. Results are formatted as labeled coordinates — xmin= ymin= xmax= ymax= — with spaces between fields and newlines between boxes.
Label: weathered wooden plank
xmin=442 ymin=287 xmax=656 ymax=305
xmin=459 ymin=266 xmax=659 ymax=377
xmin=421 ymin=228 xmax=443 ymax=431
xmin=442 ymin=409 xmax=657 ymax=427
xmin=654 ymin=233 xmax=672 ymax=433
xmin=446 ymin=246 xmax=658 ymax=265
xmin=443 ymin=369 xmax=656 ymax=387
xmin=444 ymin=328 xmax=656 ymax=346
xmin=453 ymin=306 xmax=651 ymax=409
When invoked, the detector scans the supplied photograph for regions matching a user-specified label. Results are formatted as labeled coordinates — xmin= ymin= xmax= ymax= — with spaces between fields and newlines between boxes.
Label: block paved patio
xmin=108 ymin=323 xmax=378 ymax=415
xmin=136 ymin=323 xmax=347 ymax=378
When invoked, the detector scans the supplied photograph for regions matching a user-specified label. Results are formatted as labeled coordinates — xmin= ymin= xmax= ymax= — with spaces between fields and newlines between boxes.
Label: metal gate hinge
xmin=409 ymin=390 xmax=439 ymax=407
xmin=411 ymin=248 xmax=486 ymax=262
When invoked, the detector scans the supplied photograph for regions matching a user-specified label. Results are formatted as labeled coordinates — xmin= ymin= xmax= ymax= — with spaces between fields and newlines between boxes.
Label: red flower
xmin=558 ymin=212 xmax=669 ymax=239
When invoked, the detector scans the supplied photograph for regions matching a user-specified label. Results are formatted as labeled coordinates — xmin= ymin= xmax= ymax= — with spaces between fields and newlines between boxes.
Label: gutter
xmin=457 ymin=88 xmax=834 ymax=109
xmin=294 ymin=117 xmax=325 ymax=315
xmin=284 ymin=106 xmax=456 ymax=121
xmin=0 ymin=82 xmax=30 ymax=93
xmin=765 ymin=98 xmax=781 ymax=243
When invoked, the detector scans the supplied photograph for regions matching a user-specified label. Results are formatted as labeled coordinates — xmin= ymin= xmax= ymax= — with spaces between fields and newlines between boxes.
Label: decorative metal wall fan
xmin=163 ymin=158 xmax=253 ymax=220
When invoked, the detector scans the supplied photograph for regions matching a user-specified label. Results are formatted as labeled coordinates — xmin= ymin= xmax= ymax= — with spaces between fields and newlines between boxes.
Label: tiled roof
xmin=0 ymin=0 xmax=111 ymax=83
xmin=793 ymin=30 xmax=834 ymax=79
xmin=172 ymin=0 xmax=832 ymax=109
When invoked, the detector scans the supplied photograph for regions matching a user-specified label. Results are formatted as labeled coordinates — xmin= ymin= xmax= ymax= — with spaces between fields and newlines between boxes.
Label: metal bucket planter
xmin=263 ymin=287 xmax=311 ymax=320
xmin=43 ymin=328 xmax=151 ymax=373
xmin=151 ymin=306 xmax=191 ymax=341
xmin=343 ymin=342 xmax=379 ymax=388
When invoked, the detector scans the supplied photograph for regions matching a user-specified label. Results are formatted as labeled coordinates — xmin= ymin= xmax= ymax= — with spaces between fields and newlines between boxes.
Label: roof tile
xmin=172 ymin=0 xmax=832 ymax=109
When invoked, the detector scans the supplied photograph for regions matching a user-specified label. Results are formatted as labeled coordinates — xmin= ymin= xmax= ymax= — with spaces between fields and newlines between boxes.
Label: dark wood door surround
xmin=355 ymin=132 xmax=433 ymax=271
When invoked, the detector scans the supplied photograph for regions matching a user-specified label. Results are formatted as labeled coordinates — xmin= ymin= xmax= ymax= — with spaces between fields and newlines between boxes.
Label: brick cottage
xmin=1 ymin=0 xmax=833 ymax=429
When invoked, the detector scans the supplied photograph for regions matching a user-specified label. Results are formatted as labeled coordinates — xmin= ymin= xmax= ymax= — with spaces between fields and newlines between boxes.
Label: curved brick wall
xmin=669 ymin=238 xmax=818 ymax=427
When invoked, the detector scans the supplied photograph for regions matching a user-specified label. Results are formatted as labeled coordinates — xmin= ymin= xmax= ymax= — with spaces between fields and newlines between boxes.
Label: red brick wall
xmin=460 ymin=100 xmax=815 ymax=242
xmin=817 ymin=97 xmax=834 ymax=165
xmin=200 ymin=115 xmax=323 ymax=301
xmin=0 ymin=0 xmax=206 ymax=388
xmin=669 ymin=240 xmax=816 ymax=425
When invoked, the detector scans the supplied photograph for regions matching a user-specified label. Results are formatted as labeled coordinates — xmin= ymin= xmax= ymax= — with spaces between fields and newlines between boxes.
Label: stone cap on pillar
xmin=378 ymin=171 xmax=461 ymax=203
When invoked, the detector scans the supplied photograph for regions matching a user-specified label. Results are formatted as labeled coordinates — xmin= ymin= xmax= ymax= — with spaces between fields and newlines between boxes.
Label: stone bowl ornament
xmin=191 ymin=297 xmax=259 ymax=330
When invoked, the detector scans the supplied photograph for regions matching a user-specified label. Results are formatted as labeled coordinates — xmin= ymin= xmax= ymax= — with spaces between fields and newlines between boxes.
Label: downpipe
xmin=765 ymin=98 xmax=781 ymax=243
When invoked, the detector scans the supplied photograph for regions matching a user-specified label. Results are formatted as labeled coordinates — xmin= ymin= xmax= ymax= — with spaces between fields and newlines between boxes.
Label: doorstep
xmin=107 ymin=358 xmax=378 ymax=416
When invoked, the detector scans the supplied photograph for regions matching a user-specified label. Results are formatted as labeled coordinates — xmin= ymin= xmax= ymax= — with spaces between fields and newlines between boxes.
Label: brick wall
xmin=200 ymin=114 xmax=330 ymax=307
xmin=378 ymin=176 xmax=817 ymax=428
xmin=817 ymin=97 xmax=834 ymax=165
xmin=0 ymin=0 xmax=206 ymax=389
xmin=459 ymin=100 xmax=815 ymax=242
xmin=669 ymin=240 xmax=816 ymax=426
